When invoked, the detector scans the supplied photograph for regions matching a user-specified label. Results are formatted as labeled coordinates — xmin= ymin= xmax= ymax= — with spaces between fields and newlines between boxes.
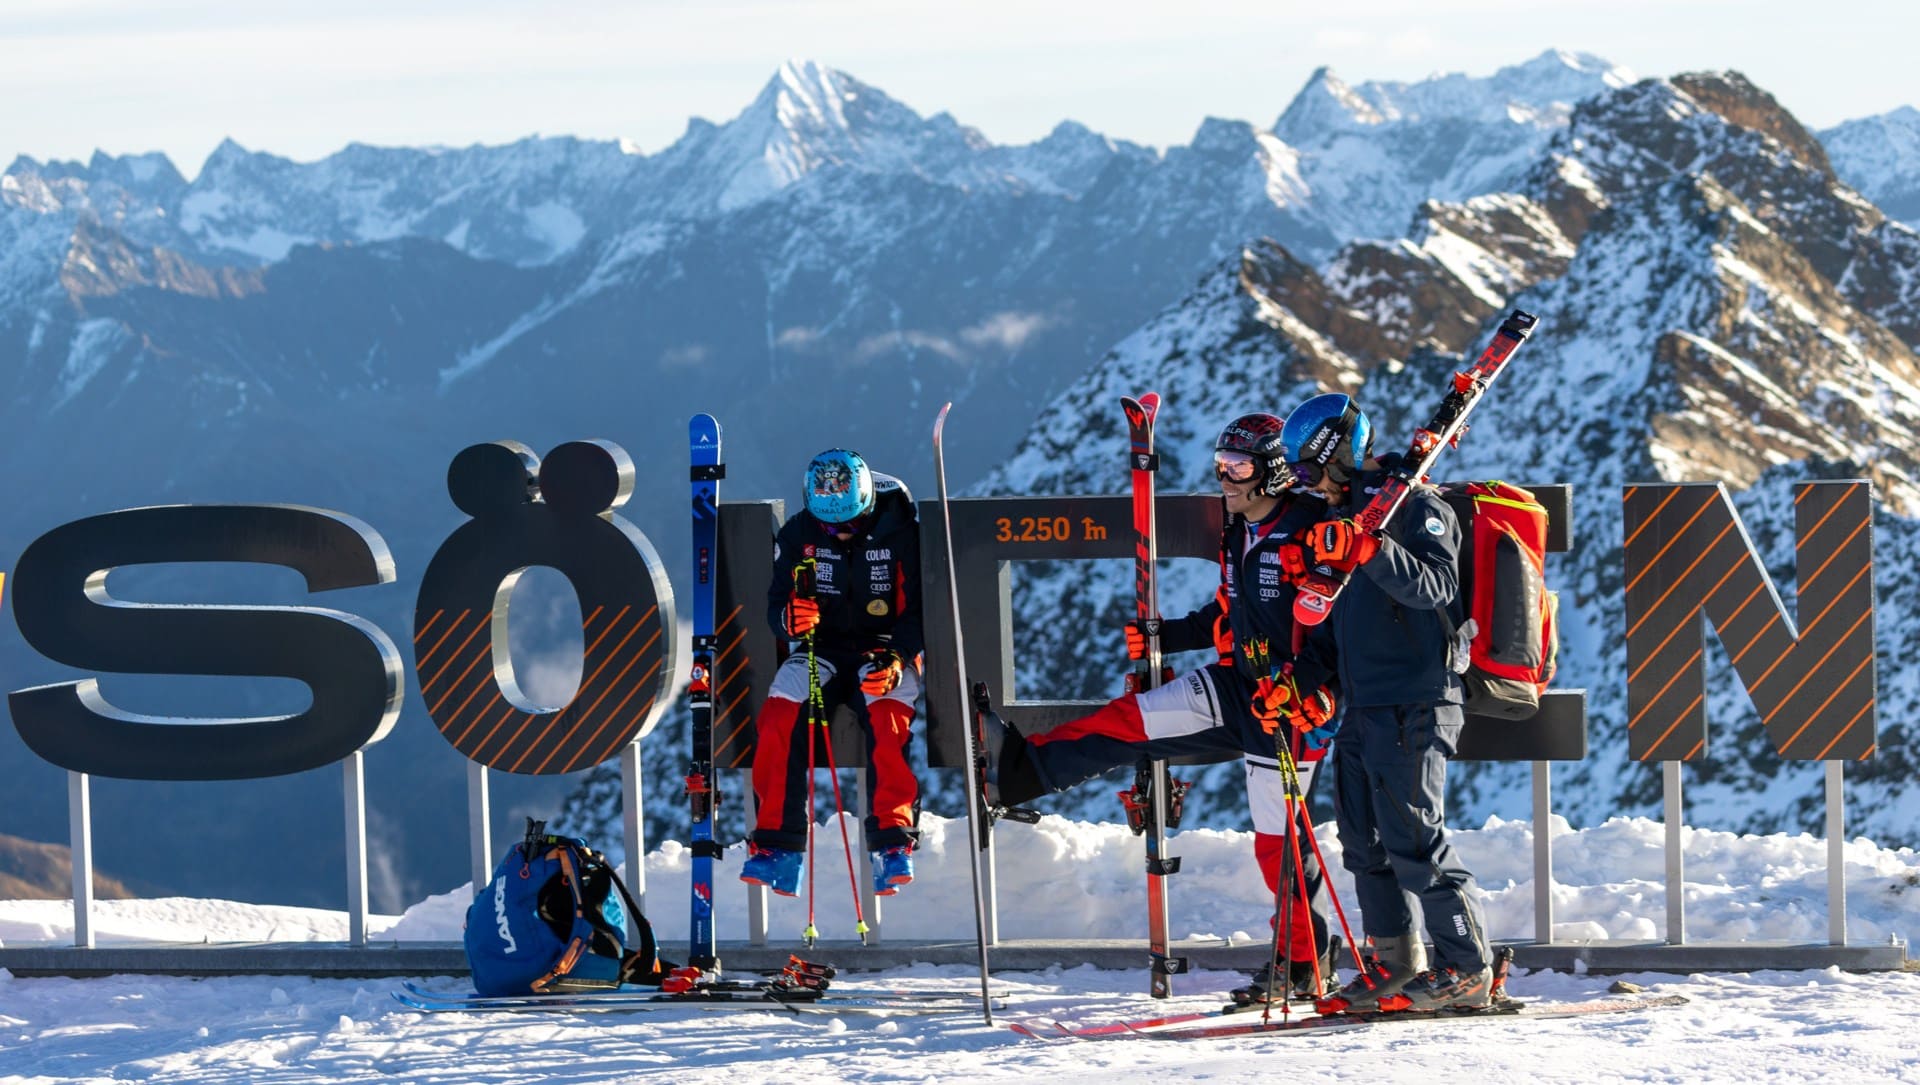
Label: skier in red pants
xmin=986 ymin=413 xmax=1343 ymax=999
xmin=741 ymin=449 xmax=924 ymax=898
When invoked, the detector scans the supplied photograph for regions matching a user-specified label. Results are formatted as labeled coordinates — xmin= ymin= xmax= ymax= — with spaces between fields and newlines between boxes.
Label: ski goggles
xmin=1213 ymin=451 xmax=1260 ymax=482
xmin=1288 ymin=461 xmax=1327 ymax=487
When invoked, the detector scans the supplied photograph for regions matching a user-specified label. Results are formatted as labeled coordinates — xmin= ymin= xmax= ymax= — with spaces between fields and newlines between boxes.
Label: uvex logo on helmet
xmin=1282 ymin=393 xmax=1372 ymax=483
xmin=1300 ymin=427 xmax=1340 ymax=464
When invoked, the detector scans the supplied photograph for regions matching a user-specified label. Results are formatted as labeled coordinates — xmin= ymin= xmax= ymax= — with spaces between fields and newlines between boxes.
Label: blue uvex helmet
xmin=804 ymin=449 xmax=875 ymax=524
xmin=1281 ymin=393 xmax=1373 ymax=486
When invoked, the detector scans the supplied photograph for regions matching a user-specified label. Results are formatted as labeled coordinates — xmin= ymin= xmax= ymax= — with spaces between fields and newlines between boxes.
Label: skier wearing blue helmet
xmin=741 ymin=449 xmax=924 ymax=900
xmin=1280 ymin=393 xmax=1372 ymax=488
xmin=1281 ymin=393 xmax=1494 ymax=1015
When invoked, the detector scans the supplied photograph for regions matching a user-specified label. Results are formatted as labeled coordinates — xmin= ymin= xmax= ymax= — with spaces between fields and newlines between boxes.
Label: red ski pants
xmin=749 ymin=652 xmax=920 ymax=852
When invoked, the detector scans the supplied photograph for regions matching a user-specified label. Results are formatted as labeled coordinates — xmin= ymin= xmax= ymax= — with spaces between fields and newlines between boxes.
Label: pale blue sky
xmin=3 ymin=0 xmax=1914 ymax=177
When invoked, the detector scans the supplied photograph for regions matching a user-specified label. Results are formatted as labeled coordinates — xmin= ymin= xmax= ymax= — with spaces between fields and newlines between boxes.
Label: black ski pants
xmin=1331 ymin=701 xmax=1490 ymax=974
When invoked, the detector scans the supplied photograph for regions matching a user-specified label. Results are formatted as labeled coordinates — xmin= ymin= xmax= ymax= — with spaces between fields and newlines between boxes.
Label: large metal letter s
xmin=9 ymin=505 xmax=403 ymax=779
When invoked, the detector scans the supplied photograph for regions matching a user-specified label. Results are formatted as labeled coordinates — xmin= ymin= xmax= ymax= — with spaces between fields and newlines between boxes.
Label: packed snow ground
xmin=4 ymin=812 xmax=1920 ymax=1083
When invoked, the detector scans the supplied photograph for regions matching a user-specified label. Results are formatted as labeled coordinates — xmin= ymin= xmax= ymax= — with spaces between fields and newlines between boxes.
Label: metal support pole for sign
xmin=343 ymin=751 xmax=369 ymax=946
xmin=1533 ymin=760 xmax=1554 ymax=945
xmin=1827 ymin=760 xmax=1847 ymax=946
xmin=622 ymin=742 xmax=646 ymax=933
xmin=467 ymin=761 xmax=491 ymax=895
xmin=857 ymin=767 xmax=880 ymax=943
xmin=983 ymin=817 xmax=1000 ymax=945
xmin=1664 ymin=760 xmax=1685 ymax=945
xmin=68 ymin=771 xmax=94 ymax=949
xmin=746 ymin=780 xmax=768 ymax=945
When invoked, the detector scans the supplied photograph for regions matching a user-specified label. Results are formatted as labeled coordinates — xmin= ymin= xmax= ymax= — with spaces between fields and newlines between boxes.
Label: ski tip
xmin=1121 ymin=392 xmax=1162 ymax=424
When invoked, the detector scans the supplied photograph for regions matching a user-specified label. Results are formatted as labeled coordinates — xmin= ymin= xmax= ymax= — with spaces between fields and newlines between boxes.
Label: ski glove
xmin=859 ymin=648 xmax=905 ymax=696
xmin=1124 ymin=621 xmax=1148 ymax=661
xmin=1251 ymin=673 xmax=1337 ymax=736
xmin=1278 ymin=541 xmax=1311 ymax=584
xmin=1310 ymin=518 xmax=1380 ymax=569
xmin=783 ymin=594 xmax=820 ymax=638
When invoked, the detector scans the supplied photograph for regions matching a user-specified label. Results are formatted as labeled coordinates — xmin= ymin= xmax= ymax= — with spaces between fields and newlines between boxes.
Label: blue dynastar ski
xmin=687 ymin=413 xmax=725 ymax=972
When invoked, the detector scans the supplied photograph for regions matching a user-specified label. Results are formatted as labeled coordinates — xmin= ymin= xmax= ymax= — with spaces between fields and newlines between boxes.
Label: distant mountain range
xmin=4 ymin=52 xmax=1915 ymax=908
xmin=903 ymin=68 xmax=1920 ymax=847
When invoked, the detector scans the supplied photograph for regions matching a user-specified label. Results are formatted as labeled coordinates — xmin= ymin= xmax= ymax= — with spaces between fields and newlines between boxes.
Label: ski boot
xmin=1383 ymin=963 xmax=1493 ymax=1012
xmin=739 ymin=844 xmax=803 ymax=897
xmin=979 ymin=700 xmax=1046 ymax=808
xmin=871 ymin=846 xmax=913 ymax=895
xmin=1229 ymin=943 xmax=1337 ymax=1009
xmin=1315 ymin=934 xmax=1425 ymax=1014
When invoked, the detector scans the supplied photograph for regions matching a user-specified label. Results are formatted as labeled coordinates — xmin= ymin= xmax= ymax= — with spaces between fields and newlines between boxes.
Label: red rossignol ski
xmin=1121 ymin=393 xmax=1186 ymax=997
xmin=1293 ymin=310 xmax=1539 ymax=626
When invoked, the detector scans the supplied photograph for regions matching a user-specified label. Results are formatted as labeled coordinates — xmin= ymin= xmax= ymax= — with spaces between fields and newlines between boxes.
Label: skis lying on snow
xmin=394 ymin=979 xmax=1002 ymax=1016
xmin=1008 ymin=992 xmax=1691 ymax=1042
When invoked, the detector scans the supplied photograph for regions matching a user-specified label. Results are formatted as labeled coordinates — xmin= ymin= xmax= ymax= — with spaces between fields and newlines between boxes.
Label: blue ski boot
xmin=739 ymin=845 xmax=803 ymax=897
xmin=871 ymin=846 xmax=914 ymax=895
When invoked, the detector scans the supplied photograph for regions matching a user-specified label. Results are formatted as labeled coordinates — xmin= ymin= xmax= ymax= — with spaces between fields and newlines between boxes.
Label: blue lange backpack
xmin=464 ymin=819 xmax=668 ymax=996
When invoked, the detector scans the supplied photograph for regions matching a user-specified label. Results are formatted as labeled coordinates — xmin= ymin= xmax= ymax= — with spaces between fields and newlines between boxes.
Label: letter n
xmin=1623 ymin=480 xmax=1874 ymax=761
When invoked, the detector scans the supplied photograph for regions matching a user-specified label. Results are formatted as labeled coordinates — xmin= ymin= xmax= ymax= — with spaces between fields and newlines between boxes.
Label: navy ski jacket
xmin=1302 ymin=464 xmax=1465 ymax=708
xmin=1156 ymin=492 xmax=1335 ymax=691
xmin=766 ymin=473 xmax=924 ymax=662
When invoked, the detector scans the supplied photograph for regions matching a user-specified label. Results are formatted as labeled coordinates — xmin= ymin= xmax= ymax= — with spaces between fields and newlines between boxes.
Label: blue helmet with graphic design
xmin=1281 ymin=393 xmax=1372 ymax=486
xmin=804 ymin=449 xmax=874 ymax=524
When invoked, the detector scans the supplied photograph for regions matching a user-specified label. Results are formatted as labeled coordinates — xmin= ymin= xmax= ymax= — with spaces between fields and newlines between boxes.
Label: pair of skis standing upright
xmin=680 ymin=311 xmax=1542 ymax=1024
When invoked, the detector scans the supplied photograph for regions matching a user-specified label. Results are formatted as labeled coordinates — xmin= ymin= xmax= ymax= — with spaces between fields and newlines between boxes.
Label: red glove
xmin=1124 ymin=621 xmax=1147 ymax=660
xmin=1278 ymin=541 xmax=1310 ymax=584
xmin=1251 ymin=673 xmax=1337 ymax=736
xmin=859 ymin=648 xmax=905 ymax=696
xmin=783 ymin=595 xmax=820 ymax=637
xmin=1310 ymin=519 xmax=1380 ymax=569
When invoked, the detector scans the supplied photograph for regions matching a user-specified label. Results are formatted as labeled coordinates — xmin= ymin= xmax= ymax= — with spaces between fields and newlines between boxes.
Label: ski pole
xmin=796 ymin=557 xmax=825 ymax=947
xmin=817 ymin=700 xmax=870 ymax=944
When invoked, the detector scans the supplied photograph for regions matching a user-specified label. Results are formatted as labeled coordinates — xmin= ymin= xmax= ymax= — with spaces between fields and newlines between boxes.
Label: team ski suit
xmin=749 ymin=476 xmax=922 ymax=852
xmin=1009 ymin=493 xmax=1340 ymax=966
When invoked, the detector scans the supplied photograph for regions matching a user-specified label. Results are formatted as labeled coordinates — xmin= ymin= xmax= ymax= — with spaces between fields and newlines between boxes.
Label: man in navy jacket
xmin=1283 ymin=393 xmax=1494 ymax=1014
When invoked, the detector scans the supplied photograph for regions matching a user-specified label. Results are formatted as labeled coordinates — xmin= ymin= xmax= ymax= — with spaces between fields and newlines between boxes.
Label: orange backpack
xmin=1440 ymin=481 xmax=1560 ymax=719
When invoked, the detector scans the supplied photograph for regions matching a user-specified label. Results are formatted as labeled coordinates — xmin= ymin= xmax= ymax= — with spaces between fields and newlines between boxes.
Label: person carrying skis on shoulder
xmin=740 ymin=449 xmax=924 ymax=899
xmin=1280 ymin=392 xmax=1496 ymax=1013
xmin=984 ymin=412 xmax=1345 ymax=999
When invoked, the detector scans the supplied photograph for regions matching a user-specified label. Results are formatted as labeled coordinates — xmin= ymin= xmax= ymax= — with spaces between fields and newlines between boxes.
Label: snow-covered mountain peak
xmin=1275 ymin=48 xmax=1628 ymax=142
xmin=666 ymin=60 xmax=995 ymax=211
xmin=1670 ymin=70 xmax=1833 ymax=178
xmin=1273 ymin=66 xmax=1384 ymax=133
xmin=1491 ymin=48 xmax=1635 ymax=111
xmin=1821 ymin=104 xmax=1920 ymax=229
